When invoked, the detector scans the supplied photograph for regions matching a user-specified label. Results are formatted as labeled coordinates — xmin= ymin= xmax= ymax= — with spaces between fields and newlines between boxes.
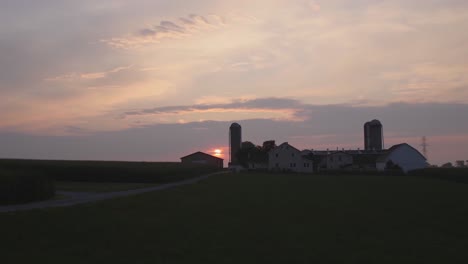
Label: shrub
xmin=0 ymin=169 xmax=55 ymax=205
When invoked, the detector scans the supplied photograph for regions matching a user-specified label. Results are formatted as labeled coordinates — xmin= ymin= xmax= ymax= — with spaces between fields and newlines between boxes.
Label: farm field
xmin=0 ymin=159 xmax=221 ymax=183
xmin=0 ymin=159 xmax=222 ymax=205
xmin=2 ymin=173 xmax=468 ymax=263
xmin=55 ymin=182 xmax=159 ymax=193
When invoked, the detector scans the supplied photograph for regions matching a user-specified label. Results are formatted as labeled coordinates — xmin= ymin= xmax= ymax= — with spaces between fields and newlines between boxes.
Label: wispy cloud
xmin=380 ymin=63 xmax=468 ymax=102
xmin=121 ymin=97 xmax=304 ymax=120
xmin=102 ymin=14 xmax=227 ymax=49
xmin=45 ymin=65 xmax=134 ymax=82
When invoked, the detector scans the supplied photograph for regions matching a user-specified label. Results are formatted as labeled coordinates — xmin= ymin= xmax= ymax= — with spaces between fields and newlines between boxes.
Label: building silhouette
xmin=229 ymin=123 xmax=242 ymax=165
xmin=364 ymin=119 xmax=383 ymax=151
xmin=180 ymin=151 xmax=223 ymax=169
xmin=229 ymin=119 xmax=428 ymax=173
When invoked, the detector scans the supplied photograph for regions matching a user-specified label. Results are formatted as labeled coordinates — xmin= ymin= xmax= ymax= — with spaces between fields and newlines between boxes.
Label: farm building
xmin=307 ymin=150 xmax=381 ymax=172
xmin=265 ymin=142 xmax=426 ymax=174
xmin=228 ymin=120 xmax=428 ymax=174
xmin=376 ymin=143 xmax=428 ymax=173
xmin=323 ymin=151 xmax=354 ymax=170
xmin=180 ymin=152 xmax=224 ymax=169
xmin=268 ymin=142 xmax=314 ymax=173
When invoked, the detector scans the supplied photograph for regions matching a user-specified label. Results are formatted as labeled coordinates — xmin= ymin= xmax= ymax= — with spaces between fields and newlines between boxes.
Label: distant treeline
xmin=0 ymin=169 xmax=55 ymax=205
xmin=0 ymin=159 xmax=222 ymax=183
xmin=409 ymin=168 xmax=468 ymax=183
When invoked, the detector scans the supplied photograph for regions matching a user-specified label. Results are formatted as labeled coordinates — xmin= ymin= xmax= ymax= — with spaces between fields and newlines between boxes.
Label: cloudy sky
xmin=1 ymin=0 xmax=468 ymax=165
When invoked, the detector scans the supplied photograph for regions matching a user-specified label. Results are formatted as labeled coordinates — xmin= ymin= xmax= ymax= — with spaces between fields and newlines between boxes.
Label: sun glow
xmin=213 ymin=149 xmax=222 ymax=157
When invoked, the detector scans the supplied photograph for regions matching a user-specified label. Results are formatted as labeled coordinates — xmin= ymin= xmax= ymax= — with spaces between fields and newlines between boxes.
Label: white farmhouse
xmin=376 ymin=143 xmax=428 ymax=173
xmin=268 ymin=142 xmax=314 ymax=173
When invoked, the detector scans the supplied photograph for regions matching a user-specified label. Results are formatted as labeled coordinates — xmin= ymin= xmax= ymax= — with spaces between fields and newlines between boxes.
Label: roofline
xmin=328 ymin=151 xmax=353 ymax=155
xmin=180 ymin=151 xmax=224 ymax=161
xmin=398 ymin=143 xmax=427 ymax=161
xmin=378 ymin=143 xmax=426 ymax=162
xmin=276 ymin=142 xmax=301 ymax=152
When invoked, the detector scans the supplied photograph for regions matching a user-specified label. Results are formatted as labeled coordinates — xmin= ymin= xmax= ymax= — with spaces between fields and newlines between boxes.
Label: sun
xmin=214 ymin=149 xmax=222 ymax=156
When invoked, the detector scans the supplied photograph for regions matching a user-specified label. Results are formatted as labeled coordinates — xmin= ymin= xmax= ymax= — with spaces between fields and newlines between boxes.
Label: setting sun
xmin=214 ymin=149 xmax=222 ymax=157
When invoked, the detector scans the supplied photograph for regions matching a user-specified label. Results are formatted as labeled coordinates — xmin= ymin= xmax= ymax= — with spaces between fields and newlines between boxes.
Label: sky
xmin=1 ymin=0 xmax=468 ymax=165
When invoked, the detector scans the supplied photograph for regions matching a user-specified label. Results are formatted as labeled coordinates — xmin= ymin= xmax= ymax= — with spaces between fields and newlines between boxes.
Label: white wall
xmin=249 ymin=163 xmax=268 ymax=170
xmin=268 ymin=143 xmax=313 ymax=173
xmin=377 ymin=144 xmax=427 ymax=173
xmin=325 ymin=152 xmax=353 ymax=170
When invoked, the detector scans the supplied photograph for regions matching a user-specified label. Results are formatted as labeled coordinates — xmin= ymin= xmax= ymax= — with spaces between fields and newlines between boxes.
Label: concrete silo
xmin=229 ymin=123 xmax=242 ymax=165
xmin=364 ymin=119 xmax=384 ymax=151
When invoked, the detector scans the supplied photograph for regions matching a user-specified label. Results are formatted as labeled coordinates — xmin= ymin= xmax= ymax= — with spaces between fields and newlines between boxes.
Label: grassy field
xmin=0 ymin=159 xmax=222 ymax=204
xmin=2 ymin=173 xmax=468 ymax=263
xmin=0 ymin=159 xmax=221 ymax=183
xmin=0 ymin=169 xmax=55 ymax=205
xmin=410 ymin=168 xmax=468 ymax=183
xmin=55 ymin=182 xmax=159 ymax=193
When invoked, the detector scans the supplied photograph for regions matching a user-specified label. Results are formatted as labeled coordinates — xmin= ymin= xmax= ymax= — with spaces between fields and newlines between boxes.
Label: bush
xmin=0 ymin=169 xmax=55 ymax=205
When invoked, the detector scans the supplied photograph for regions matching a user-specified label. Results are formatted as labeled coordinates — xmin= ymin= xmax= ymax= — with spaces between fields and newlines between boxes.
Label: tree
xmin=237 ymin=141 xmax=258 ymax=168
xmin=241 ymin=141 xmax=256 ymax=149
xmin=441 ymin=162 xmax=454 ymax=168
xmin=262 ymin=140 xmax=276 ymax=153
xmin=237 ymin=141 xmax=270 ymax=168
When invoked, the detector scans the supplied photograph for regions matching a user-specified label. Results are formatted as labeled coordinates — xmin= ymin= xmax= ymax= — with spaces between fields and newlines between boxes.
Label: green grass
xmin=2 ymin=173 xmax=468 ymax=263
xmin=55 ymin=182 xmax=159 ymax=193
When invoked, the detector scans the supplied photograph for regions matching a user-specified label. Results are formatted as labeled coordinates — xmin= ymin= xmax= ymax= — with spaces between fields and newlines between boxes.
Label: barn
xmin=180 ymin=152 xmax=224 ymax=169
xmin=376 ymin=143 xmax=428 ymax=173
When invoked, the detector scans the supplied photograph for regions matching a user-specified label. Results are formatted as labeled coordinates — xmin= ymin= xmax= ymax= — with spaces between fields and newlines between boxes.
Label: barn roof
xmin=180 ymin=151 xmax=224 ymax=161
xmin=376 ymin=143 xmax=426 ymax=162
xmin=276 ymin=142 xmax=301 ymax=152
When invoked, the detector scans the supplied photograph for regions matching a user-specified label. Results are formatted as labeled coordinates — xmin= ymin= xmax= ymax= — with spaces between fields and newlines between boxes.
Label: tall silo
xmin=229 ymin=123 xmax=242 ymax=165
xmin=364 ymin=119 xmax=383 ymax=151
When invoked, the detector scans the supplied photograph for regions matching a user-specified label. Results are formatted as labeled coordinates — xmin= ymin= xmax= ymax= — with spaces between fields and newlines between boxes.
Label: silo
xmin=364 ymin=119 xmax=383 ymax=151
xmin=229 ymin=123 xmax=242 ymax=165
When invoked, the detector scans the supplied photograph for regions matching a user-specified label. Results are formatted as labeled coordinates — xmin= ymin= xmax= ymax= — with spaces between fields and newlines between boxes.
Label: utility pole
xmin=421 ymin=136 xmax=428 ymax=159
